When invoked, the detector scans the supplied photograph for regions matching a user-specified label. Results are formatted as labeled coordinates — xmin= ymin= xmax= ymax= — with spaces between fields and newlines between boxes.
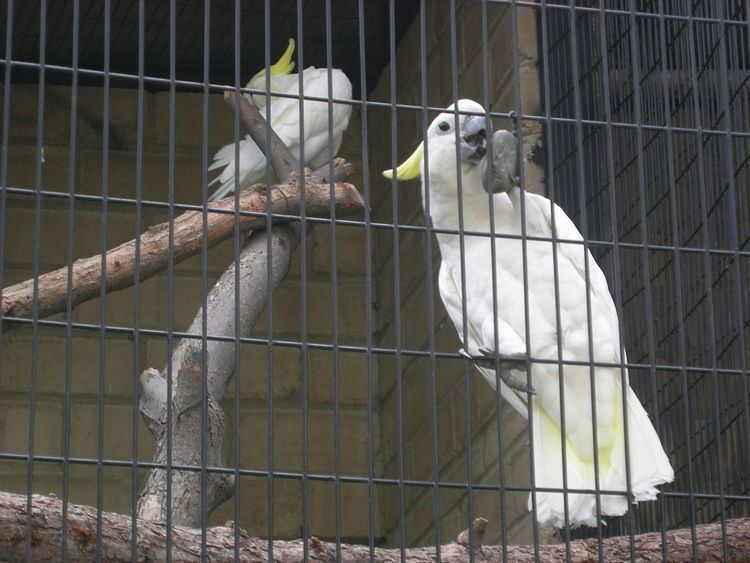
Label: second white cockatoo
xmin=209 ymin=39 xmax=353 ymax=201
xmin=383 ymin=99 xmax=673 ymax=528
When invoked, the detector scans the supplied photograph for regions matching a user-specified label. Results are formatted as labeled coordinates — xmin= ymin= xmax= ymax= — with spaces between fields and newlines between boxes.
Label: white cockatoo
xmin=383 ymin=99 xmax=673 ymax=528
xmin=209 ymin=39 xmax=353 ymax=201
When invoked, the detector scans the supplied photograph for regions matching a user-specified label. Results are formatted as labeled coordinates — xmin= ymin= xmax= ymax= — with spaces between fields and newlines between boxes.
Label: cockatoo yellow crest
xmin=249 ymin=38 xmax=296 ymax=85
xmin=208 ymin=39 xmax=353 ymax=201
xmin=270 ymin=38 xmax=296 ymax=76
xmin=382 ymin=142 xmax=423 ymax=180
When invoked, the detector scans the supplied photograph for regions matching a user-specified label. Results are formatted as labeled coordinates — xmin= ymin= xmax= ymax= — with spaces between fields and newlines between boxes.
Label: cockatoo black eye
xmin=438 ymin=121 xmax=451 ymax=132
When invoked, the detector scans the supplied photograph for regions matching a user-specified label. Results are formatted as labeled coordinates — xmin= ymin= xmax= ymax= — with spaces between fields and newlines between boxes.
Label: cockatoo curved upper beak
xmin=460 ymin=115 xmax=490 ymax=163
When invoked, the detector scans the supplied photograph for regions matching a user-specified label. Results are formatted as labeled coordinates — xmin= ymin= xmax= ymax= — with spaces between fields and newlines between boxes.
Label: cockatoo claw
xmin=462 ymin=347 xmax=535 ymax=394
xmin=458 ymin=348 xmax=472 ymax=360
xmin=508 ymin=378 xmax=535 ymax=394
xmin=507 ymin=110 xmax=519 ymax=134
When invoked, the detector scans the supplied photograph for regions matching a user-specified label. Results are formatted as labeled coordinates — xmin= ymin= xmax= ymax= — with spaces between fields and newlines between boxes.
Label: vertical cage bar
xmin=447 ymin=2 xmax=476 ymax=559
xmin=201 ymin=0 xmax=211 ymax=560
xmin=230 ymin=0 xmax=243 ymax=557
xmin=508 ymin=1 xmax=542 ymax=557
xmin=95 ymin=0 xmax=111 ymax=558
xmin=294 ymin=0 xmax=310 ymax=557
xmin=417 ymin=0 xmax=443 ymax=558
xmin=263 ymin=2 xmax=274 ymax=561
xmin=26 ymin=0 xmax=45 ymax=560
xmin=386 ymin=0 xmax=407 ymax=557
xmin=715 ymin=1 xmax=750 ymax=529
xmin=595 ymin=1 xmax=636 ymax=558
xmin=130 ymin=1 xmax=146 ymax=560
xmin=566 ymin=2 xmax=605 ymax=557
xmin=477 ymin=1 xmax=512 ymax=559
xmin=0 ymin=0 xmax=12 ymax=335
xmin=321 ymin=1 xmax=342 ymax=556
xmin=625 ymin=3 xmax=669 ymax=556
xmin=539 ymin=2 xmax=573 ymax=556
xmin=684 ymin=5 xmax=729 ymax=559
xmin=61 ymin=0 xmax=80 ymax=559
xmin=165 ymin=0 xmax=178 ymax=557
xmin=355 ymin=1 xmax=376 ymax=558
xmin=655 ymin=0 xmax=697 ymax=556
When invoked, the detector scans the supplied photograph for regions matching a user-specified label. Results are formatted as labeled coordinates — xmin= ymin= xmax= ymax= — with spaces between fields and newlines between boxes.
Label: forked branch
xmin=135 ymin=91 xmax=358 ymax=526
xmin=0 ymin=179 xmax=362 ymax=323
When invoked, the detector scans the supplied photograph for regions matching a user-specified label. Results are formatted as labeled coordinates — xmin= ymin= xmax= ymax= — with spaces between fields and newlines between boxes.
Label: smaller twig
xmin=309 ymin=536 xmax=326 ymax=553
xmin=310 ymin=157 xmax=354 ymax=184
xmin=223 ymin=91 xmax=300 ymax=182
xmin=1 ymin=180 xmax=362 ymax=323
xmin=456 ymin=517 xmax=488 ymax=551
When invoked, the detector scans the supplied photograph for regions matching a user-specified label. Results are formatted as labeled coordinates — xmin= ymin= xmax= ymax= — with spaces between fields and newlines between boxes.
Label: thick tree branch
xmin=0 ymin=178 xmax=362 ymax=323
xmin=3 ymin=492 xmax=749 ymax=562
xmin=135 ymin=89 xmax=357 ymax=527
xmin=223 ymin=91 xmax=299 ymax=182
xmin=136 ymin=226 xmax=298 ymax=525
xmin=1 ymin=92 xmax=357 ymax=327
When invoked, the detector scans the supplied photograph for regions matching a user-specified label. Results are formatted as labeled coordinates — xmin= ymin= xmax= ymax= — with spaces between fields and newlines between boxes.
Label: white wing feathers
xmin=435 ymin=187 xmax=672 ymax=527
xmin=525 ymin=193 xmax=623 ymax=362
xmin=438 ymin=260 xmax=529 ymax=417
xmin=209 ymin=67 xmax=352 ymax=201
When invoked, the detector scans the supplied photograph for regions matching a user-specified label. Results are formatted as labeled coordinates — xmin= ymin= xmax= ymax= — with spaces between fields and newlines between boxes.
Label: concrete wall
xmin=0 ymin=0 xmax=547 ymax=549
xmin=0 ymin=83 xmax=380 ymax=542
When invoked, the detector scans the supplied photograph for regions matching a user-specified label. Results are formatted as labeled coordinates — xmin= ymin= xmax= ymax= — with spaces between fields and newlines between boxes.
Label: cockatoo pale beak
xmin=460 ymin=115 xmax=490 ymax=163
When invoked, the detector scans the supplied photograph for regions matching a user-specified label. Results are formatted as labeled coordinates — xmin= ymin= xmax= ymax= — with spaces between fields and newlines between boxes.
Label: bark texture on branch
xmin=1 ymin=180 xmax=363 ymax=322
xmin=3 ymin=492 xmax=748 ymax=562
xmin=135 ymin=91 xmax=353 ymax=527
xmin=224 ymin=91 xmax=300 ymax=182
xmin=136 ymin=226 xmax=298 ymax=526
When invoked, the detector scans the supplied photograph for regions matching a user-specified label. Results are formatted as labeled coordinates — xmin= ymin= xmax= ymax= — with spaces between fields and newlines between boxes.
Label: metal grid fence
xmin=544 ymin=0 xmax=749 ymax=541
xmin=0 ymin=0 xmax=748 ymax=561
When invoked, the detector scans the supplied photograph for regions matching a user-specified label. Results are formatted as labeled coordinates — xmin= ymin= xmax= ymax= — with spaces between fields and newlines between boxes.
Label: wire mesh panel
xmin=0 ymin=0 xmax=748 ymax=561
xmin=544 ymin=0 xmax=750 ymax=541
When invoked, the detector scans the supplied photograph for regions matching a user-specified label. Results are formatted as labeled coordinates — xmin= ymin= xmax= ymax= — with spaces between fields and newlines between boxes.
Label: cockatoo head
xmin=247 ymin=38 xmax=296 ymax=89
xmin=382 ymin=99 xmax=491 ymax=188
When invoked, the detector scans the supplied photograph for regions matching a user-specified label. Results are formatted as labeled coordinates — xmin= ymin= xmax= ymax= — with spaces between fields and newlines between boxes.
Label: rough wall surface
xmin=0 ymin=83 xmax=378 ymax=542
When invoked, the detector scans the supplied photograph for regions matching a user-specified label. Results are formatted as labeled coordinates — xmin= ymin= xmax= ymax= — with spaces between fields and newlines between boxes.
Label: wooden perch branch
xmin=3 ymin=492 xmax=749 ymax=562
xmin=224 ymin=90 xmax=299 ymax=182
xmin=1 ymin=87 xmax=356 ymax=326
xmin=136 ymin=227 xmax=299 ymax=525
xmin=135 ymin=91 xmax=356 ymax=527
xmin=1 ymin=177 xmax=362 ymax=323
